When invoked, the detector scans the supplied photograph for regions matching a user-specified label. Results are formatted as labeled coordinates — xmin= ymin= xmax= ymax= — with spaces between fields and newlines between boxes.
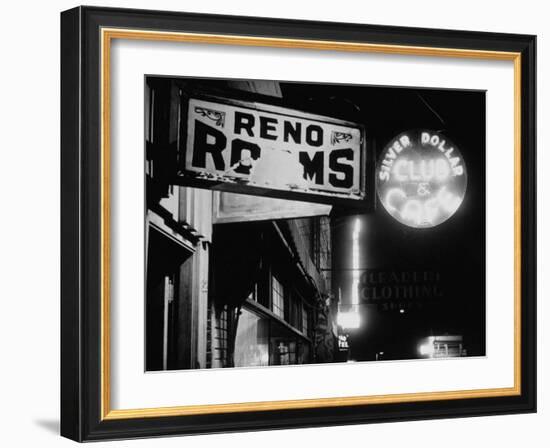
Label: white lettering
xmin=385 ymin=188 xmax=406 ymax=212
xmin=391 ymin=158 xmax=451 ymax=182
xmin=382 ymin=186 xmax=461 ymax=227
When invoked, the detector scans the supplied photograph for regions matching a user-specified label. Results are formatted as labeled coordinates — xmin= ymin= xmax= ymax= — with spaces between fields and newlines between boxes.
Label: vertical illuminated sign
xmin=337 ymin=218 xmax=361 ymax=329
xmin=376 ymin=130 xmax=467 ymax=228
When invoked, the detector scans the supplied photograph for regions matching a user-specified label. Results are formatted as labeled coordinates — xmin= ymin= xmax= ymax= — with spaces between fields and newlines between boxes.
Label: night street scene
xmin=144 ymin=75 xmax=485 ymax=371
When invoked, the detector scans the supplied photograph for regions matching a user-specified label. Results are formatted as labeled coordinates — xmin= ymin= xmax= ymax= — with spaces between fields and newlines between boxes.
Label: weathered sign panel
xmin=212 ymin=192 xmax=332 ymax=224
xmin=182 ymin=97 xmax=365 ymax=203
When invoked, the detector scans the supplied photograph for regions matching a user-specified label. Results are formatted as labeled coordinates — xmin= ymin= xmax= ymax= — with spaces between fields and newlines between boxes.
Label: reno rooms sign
xmin=182 ymin=97 xmax=365 ymax=203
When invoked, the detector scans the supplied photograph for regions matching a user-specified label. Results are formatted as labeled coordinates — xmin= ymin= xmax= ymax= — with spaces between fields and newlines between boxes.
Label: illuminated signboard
xmin=376 ymin=130 xmax=467 ymax=228
xmin=184 ymin=97 xmax=365 ymax=201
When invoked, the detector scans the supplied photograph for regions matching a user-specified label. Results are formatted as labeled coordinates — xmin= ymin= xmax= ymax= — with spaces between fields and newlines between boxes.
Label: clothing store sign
xmin=183 ymin=97 xmax=365 ymax=202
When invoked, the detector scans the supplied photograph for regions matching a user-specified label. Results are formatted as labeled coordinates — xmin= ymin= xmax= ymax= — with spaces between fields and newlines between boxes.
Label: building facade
xmin=145 ymin=77 xmax=339 ymax=371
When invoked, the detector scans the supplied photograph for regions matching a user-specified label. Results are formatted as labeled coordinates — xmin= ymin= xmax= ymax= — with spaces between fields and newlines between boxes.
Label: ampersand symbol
xmin=417 ymin=182 xmax=431 ymax=196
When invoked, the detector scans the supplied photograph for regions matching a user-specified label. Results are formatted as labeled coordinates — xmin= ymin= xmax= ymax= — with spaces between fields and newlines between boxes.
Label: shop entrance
xmin=145 ymin=225 xmax=194 ymax=371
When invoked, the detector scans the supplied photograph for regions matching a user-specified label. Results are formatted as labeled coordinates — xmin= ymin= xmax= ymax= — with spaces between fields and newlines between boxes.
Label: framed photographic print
xmin=60 ymin=6 xmax=536 ymax=442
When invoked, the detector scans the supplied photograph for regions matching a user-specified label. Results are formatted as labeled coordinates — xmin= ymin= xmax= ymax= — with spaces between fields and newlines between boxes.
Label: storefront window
xmin=271 ymin=339 xmax=299 ymax=365
xmin=234 ymin=308 xmax=269 ymax=367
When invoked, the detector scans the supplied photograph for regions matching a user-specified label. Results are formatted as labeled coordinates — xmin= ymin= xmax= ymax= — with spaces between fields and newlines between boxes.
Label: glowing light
xmin=419 ymin=344 xmax=432 ymax=356
xmin=418 ymin=336 xmax=436 ymax=357
xmin=392 ymin=159 xmax=409 ymax=182
xmin=339 ymin=217 xmax=362 ymax=330
xmin=385 ymin=188 xmax=406 ymax=212
xmin=351 ymin=218 xmax=361 ymax=306
xmin=376 ymin=130 xmax=467 ymax=228
xmin=337 ymin=311 xmax=361 ymax=329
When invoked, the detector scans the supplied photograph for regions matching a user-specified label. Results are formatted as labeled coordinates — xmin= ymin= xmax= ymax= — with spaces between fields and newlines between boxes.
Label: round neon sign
xmin=376 ymin=130 xmax=467 ymax=228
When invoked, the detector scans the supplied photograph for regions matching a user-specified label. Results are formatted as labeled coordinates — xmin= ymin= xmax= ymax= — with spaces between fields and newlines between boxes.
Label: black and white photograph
xmin=144 ymin=76 xmax=486 ymax=371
